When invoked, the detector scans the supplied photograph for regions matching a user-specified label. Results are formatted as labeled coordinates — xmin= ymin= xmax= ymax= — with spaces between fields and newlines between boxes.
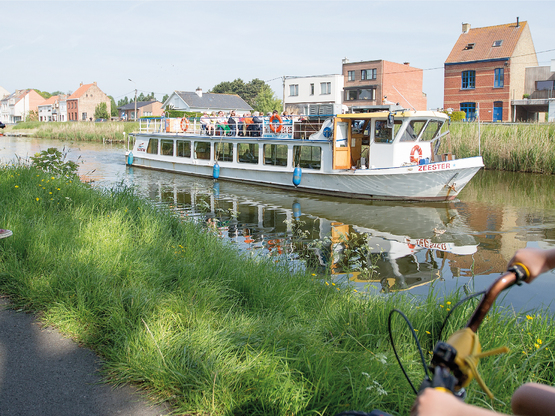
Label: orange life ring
xmin=180 ymin=117 xmax=189 ymax=132
xmin=410 ymin=145 xmax=422 ymax=163
xmin=269 ymin=114 xmax=282 ymax=133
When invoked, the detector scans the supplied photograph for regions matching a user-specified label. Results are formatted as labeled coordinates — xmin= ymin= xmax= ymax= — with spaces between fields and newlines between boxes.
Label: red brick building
xmin=67 ymin=82 xmax=111 ymax=121
xmin=444 ymin=20 xmax=537 ymax=122
xmin=342 ymin=59 xmax=427 ymax=110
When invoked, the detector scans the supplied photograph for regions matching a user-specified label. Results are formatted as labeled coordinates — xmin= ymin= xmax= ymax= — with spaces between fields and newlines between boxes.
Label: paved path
xmin=0 ymin=298 xmax=169 ymax=416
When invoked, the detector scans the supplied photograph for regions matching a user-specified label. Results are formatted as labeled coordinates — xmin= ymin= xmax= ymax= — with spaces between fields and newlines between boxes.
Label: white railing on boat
xmin=138 ymin=116 xmax=330 ymax=140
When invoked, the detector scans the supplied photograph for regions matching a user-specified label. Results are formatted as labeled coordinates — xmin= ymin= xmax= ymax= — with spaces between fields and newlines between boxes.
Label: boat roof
xmin=339 ymin=110 xmax=449 ymax=120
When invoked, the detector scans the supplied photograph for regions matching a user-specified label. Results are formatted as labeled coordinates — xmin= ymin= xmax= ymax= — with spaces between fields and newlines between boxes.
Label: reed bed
xmin=0 ymin=164 xmax=553 ymax=415
xmin=13 ymin=121 xmax=139 ymax=142
xmin=447 ymin=123 xmax=555 ymax=174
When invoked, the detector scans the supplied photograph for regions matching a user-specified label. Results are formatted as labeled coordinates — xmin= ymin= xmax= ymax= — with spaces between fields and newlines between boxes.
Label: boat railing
xmin=138 ymin=116 xmax=330 ymax=140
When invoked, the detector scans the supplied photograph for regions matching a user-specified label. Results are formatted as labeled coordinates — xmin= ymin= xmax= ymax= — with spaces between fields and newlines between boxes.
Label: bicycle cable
xmin=387 ymin=290 xmax=487 ymax=396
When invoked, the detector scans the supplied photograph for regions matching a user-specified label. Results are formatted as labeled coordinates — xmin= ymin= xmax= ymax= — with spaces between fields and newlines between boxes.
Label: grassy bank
xmin=0 ymin=163 xmax=554 ymax=415
xmin=447 ymin=122 xmax=555 ymax=174
xmin=11 ymin=121 xmax=139 ymax=142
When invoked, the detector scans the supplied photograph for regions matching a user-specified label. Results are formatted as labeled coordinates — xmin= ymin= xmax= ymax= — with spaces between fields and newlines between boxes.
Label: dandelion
xmin=325 ymin=282 xmax=330 ymax=286
xmin=35 ymin=197 xmax=39 ymax=202
xmin=526 ymin=315 xmax=534 ymax=320
xmin=14 ymin=185 xmax=18 ymax=188
xmin=440 ymin=304 xmax=444 ymax=308
xmin=49 ymin=192 xmax=52 ymax=195
xmin=353 ymin=289 xmax=358 ymax=293
xmin=537 ymin=339 xmax=542 ymax=345
xmin=57 ymin=188 xmax=61 ymax=191
xmin=446 ymin=301 xmax=451 ymax=305
xmin=535 ymin=343 xmax=540 ymax=349
xmin=336 ymin=287 xmax=340 ymax=291
xmin=426 ymin=331 xmax=431 ymax=334
xmin=311 ymin=273 xmax=316 ymax=276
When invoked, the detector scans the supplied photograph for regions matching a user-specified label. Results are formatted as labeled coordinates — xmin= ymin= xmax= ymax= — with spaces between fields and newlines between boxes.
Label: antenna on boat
xmin=392 ymin=85 xmax=416 ymax=111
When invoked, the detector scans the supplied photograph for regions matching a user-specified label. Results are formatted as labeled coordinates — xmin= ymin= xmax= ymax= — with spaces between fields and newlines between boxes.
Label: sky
xmin=1 ymin=0 xmax=554 ymax=109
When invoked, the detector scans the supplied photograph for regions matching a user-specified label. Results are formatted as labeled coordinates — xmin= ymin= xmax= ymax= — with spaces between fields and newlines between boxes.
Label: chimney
xmin=516 ymin=17 xmax=520 ymax=27
xmin=196 ymin=87 xmax=202 ymax=97
xmin=342 ymin=57 xmax=350 ymax=64
xmin=403 ymin=62 xmax=410 ymax=66
xmin=93 ymin=81 xmax=97 ymax=86
xmin=462 ymin=23 xmax=471 ymax=33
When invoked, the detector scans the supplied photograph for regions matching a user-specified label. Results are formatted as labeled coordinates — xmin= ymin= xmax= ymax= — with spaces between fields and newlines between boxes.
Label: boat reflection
xmin=140 ymin=175 xmax=478 ymax=293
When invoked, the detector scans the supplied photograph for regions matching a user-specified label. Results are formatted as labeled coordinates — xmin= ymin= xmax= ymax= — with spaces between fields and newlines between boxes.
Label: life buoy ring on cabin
xmin=180 ymin=117 xmax=189 ymax=132
xmin=269 ymin=114 xmax=282 ymax=133
xmin=410 ymin=145 xmax=422 ymax=163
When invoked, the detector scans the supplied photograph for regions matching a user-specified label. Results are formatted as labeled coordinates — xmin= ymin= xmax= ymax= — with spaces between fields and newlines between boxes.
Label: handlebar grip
xmin=508 ymin=262 xmax=530 ymax=284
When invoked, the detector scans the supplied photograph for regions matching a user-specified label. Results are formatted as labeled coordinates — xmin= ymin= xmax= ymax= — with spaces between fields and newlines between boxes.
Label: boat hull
xmin=127 ymin=154 xmax=483 ymax=201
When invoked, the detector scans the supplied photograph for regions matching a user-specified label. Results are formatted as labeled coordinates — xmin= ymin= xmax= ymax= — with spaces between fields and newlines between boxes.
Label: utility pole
xmin=129 ymin=79 xmax=137 ymax=121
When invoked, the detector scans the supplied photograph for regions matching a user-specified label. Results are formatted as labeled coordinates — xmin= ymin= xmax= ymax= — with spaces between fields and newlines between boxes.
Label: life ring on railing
xmin=410 ymin=145 xmax=422 ymax=163
xmin=269 ymin=114 xmax=282 ymax=133
xmin=180 ymin=117 xmax=189 ymax=132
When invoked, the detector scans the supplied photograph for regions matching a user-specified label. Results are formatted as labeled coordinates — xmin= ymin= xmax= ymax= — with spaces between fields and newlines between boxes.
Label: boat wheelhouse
xmin=126 ymin=110 xmax=483 ymax=201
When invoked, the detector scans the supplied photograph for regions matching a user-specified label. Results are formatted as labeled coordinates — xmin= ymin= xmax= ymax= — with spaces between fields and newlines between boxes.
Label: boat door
xmin=333 ymin=119 xmax=351 ymax=169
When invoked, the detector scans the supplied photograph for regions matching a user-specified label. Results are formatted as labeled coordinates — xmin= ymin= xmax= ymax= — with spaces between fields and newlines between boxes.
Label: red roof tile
xmin=68 ymin=83 xmax=93 ymax=99
xmin=445 ymin=21 xmax=527 ymax=64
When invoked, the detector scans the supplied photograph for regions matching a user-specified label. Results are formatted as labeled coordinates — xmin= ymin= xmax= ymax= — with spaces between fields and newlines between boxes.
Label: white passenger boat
xmin=125 ymin=109 xmax=484 ymax=201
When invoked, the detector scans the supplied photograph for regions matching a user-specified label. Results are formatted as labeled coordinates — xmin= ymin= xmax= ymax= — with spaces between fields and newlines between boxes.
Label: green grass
xmin=0 ymin=164 xmax=553 ymax=415
xmin=446 ymin=123 xmax=555 ymax=173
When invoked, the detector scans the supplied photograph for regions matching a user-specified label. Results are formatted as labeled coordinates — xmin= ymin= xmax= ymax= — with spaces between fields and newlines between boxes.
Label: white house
xmin=0 ymin=89 xmax=45 ymax=124
xmin=283 ymin=74 xmax=345 ymax=116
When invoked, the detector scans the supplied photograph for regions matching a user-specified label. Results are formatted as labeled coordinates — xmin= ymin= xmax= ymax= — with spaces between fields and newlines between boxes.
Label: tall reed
xmin=0 ymin=164 xmax=553 ymax=415
xmin=13 ymin=121 xmax=139 ymax=142
xmin=447 ymin=123 xmax=555 ymax=173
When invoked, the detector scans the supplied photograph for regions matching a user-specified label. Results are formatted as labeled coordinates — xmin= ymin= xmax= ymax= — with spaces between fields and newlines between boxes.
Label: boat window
xmin=264 ymin=144 xmax=288 ymax=166
xmin=215 ymin=142 xmax=233 ymax=162
xmin=194 ymin=141 xmax=211 ymax=160
xmin=238 ymin=143 xmax=259 ymax=164
xmin=419 ymin=120 xmax=444 ymax=142
xmin=147 ymin=138 xmax=158 ymax=154
xmin=177 ymin=140 xmax=191 ymax=158
xmin=294 ymin=146 xmax=321 ymax=170
xmin=399 ymin=121 xmax=427 ymax=142
xmin=374 ymin=120 xmax=402 ymax=143
xmin=161 ymin=140 xmax=174 ymax=156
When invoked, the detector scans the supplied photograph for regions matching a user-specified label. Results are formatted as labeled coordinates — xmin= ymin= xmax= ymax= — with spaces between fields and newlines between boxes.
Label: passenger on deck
xmin=228 ymin=111 xmax=239 ymax=136
xmin=200 ymin=112 xmax=214 ymax=135
xmin=243 ymin=112 xmax=253 ymax=136
xmin=251 ymin=111 xmax=263 ymax=137
xmin=216 ymin=111 xmax=227 ymax=136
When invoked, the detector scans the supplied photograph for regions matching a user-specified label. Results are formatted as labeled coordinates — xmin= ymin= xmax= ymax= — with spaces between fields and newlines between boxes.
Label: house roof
xmin=68 ymin=83 xmax=93 ymax=99
xmin=445 ymin=21 xmax=528 ymax=64
xmin=171 ymin=91 xmax=252 ymax=111
xmin=38 ymin=95 xmax=60 ymax=106
xmin=117 ymin=101 xmax=159 ymax=110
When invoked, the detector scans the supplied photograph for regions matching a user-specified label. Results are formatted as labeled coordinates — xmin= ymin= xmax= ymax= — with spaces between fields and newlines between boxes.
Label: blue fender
xmin=292 ymin=202 xmax=301 ymax=219
xmin=213 ymin=163 xmax=220 ymax=179
xmin=127 ymin=152 xmax=133 ymax=165
xmin=293 ymin=167 xmax=302 ymax=186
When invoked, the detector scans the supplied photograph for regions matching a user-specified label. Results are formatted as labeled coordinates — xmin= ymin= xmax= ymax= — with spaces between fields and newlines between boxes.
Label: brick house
xmin=342 ymin=59 xmax=427 ymax=111
xmin=67 ymin=82 xmax=111 ymax=121
xmin=118 ymin=100 xmax=164 ymax=121
xmin=444 ymin=20 xmax=537 ymax=122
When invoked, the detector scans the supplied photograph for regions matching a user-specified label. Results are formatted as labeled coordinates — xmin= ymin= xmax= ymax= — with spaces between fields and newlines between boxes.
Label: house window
xmin=361 ymin=69 xmax=377 ymax=80
xmin=460 ymin=102 xmax=476 ymax=121
xmin=344 ymin=88 xmax=376 ymax=101
xmin=320 ymin=82 xmax=331 ymax=95
xmin=492 ymin=40 xmax=503 ymax=47
xmin=310 ymin=83 xmax=314 ymax=95
xmin=82 ymin=112 xmax=87 ymax=121
xmin=494 ymin=68 xmax=504 ymax=88
xmin=464 ymin=43 xmax=475 ymax=50
xmin=289 ymin=84 xmax=299 ymax=96
xmin=461 ymin=70 xmax=475 ymax=89
xmin=347 ymin=71 xmax=355 ymax=81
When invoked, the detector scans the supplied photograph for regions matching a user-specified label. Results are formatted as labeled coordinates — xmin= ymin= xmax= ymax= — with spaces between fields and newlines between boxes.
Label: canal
xmin=2 ymin=136 xmax=555 ymax=312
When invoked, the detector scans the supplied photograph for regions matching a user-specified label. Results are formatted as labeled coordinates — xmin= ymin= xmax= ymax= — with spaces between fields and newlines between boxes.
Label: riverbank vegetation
xmin=0 ymin=162 xmax=554 ymax=415
xmin=447 ymin=122 xmax=555 ymax=174
xmin=11 ymin=120 xmax=138 ymax=142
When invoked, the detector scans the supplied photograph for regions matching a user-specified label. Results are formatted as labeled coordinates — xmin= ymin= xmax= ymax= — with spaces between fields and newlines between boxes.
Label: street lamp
xmin=128 ymin=79 xmax=137 ymax=122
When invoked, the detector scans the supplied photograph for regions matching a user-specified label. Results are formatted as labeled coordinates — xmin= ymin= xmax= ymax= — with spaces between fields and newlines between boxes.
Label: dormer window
xmin=464 ymin=43 xmax=475 ymax=50
xmin=492 ymin=40 xmax=503 ymax=47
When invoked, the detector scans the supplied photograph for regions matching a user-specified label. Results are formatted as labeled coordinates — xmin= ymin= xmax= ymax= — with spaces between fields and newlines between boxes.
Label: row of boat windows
xmin=350 ymin=119 xmax=443 ymax=144
xmin=146 ymin=139 xmax=322 ymax=170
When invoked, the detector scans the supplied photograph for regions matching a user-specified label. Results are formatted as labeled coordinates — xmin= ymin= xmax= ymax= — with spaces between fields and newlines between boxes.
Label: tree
xmin=162 ymin=94 xmax=169 ymax=103
xmin=254 ymin=88 xmax=282 ymax=114
xmin=108 ymin=96 xmax=118 ymax=117
xmin=94 ymin=102 xmax=110 ymax=120
xmin=33 ymin=89 xmax=52 ymax=99
xmin=210 ymin=78 xmax=279 ymax=111
xmin=118 ymin=97 xmax=129 ymax=107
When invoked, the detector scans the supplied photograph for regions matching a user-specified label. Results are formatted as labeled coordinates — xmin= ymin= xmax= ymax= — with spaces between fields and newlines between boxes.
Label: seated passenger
xmin=228 ymin=111 xmax=239 ymax=136
xmin=200 ymin=112 xmax=214 ymax=135
xmin=243 ymin=112 xmax=253 ymax=136
xmin=250 ymin=111 xmax=263 ymax=137
xmin=216 ymin=111 xmax=227 ymax=136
